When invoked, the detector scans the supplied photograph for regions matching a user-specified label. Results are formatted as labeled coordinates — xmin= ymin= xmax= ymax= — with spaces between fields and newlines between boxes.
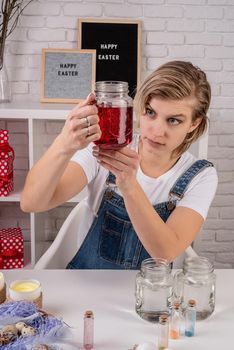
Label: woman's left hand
xmin=92 ymin=146 xmax=140 ymax=193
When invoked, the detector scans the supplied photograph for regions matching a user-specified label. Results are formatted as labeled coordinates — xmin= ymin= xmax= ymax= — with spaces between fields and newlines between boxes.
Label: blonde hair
xmin=134 ymin=60 xmax=211 ymax=157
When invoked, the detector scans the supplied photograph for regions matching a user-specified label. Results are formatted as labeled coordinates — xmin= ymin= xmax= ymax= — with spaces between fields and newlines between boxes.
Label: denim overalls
xmin=67 ymin=159 xmax=213 ymax=269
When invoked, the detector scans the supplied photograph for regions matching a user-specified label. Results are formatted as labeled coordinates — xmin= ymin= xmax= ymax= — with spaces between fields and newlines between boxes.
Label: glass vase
xmin=0 ymin=58 xmax=11 ymax=103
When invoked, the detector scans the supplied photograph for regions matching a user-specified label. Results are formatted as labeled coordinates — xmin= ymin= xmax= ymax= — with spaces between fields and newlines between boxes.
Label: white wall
xmin=4 ymin=0 xmax=234 ymax=267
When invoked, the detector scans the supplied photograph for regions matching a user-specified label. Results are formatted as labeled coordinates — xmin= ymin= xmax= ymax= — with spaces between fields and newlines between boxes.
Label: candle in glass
xmin=9 ymin=279 xmax=42 ymax=307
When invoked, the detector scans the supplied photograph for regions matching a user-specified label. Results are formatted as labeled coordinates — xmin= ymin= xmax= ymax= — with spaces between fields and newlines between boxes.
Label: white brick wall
xmin=3 ymin=0 xmax=234 ymax=267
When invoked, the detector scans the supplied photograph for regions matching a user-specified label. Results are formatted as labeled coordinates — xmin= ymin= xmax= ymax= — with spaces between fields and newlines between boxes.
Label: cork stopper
xmin=84 ymin=310 xmax=94 ymax=318
xmin=159 ymin=314 xmax=168 ymax=324
xmin=188 ymin=299 xmax=196 ymax=307
xmin=173 ymin=302 xmax=181 ymax=310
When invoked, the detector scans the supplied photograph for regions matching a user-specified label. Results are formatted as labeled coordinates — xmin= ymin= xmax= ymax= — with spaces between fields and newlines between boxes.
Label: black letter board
xmin=78 ymin=19 xmax=141 ymax=97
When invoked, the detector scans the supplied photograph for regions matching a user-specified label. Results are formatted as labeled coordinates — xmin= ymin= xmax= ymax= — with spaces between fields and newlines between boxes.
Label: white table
xmin=1 ymin=269 xmax=234 ymax=350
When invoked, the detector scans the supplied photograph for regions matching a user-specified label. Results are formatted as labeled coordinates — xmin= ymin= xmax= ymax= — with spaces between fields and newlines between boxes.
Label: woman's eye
xmin=168 ymin=118 xmax=181 ymax=125
xmin=145 ymin=108 xmax=155 ymax=118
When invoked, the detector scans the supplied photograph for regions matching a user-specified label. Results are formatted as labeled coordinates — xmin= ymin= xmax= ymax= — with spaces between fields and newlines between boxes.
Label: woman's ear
xmin=188 ymin=117 xmax=202 ymax=133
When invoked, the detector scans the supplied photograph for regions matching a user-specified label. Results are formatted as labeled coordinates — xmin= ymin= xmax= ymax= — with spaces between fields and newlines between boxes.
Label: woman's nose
xmin=151 ymin=119 xmax=166 ymax=137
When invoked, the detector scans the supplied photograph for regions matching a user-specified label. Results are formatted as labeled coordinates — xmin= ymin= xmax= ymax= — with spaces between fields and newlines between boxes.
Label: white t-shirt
xmin=71 ymin=135 xmax=218 ymax=240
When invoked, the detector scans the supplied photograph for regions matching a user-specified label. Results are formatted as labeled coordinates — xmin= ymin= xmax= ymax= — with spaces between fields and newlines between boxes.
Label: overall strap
xmin=106 ymin=172 xmax=116 ymax=186
xmin=105 ymin=172 xmax=117 ymax=198
xmin=169 ymin=159 xmax=214 ymax=200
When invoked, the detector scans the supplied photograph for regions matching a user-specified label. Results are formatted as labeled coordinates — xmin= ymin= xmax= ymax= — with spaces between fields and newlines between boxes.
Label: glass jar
xmin=135 ymin=258 xmax=173 ymax=323
xmin=94 ymin=81 xmax=133 ymax=149
xmin=173 ymin=256 xmax=216 ymax=320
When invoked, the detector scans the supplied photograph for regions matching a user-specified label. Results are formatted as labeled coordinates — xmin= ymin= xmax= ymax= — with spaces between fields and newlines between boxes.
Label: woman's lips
xmin=147 ymin=138 xmax=165 ymax=148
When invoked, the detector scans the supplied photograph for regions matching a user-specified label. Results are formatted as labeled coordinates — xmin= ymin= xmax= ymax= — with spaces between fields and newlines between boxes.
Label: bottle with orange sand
xmin=169 ymin=302 xmax=183 ymax=339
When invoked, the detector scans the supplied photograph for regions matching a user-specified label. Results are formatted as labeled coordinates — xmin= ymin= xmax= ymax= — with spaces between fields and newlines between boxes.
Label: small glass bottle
xmin=83 ymin=310 xmax=94 ymax=349
xmin=158 ymin=314 xmax=169 ymax=350
xmin=169 ymin=302 xmax=182 ymax=339
xmin=185 ymin=299 xmax=196 ymax=337
xmin=94 ymin=81 xmax=133 ymax=149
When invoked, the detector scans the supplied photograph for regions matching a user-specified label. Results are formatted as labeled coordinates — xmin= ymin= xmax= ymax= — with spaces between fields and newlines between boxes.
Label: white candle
xmin=9 ymin=279 xmax=41 ymax=302
xmin=0 ymin=272 xmax=5 ymax=290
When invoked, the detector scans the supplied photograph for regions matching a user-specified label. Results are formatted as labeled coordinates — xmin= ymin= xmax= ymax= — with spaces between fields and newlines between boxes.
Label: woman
xmin=21 ymin=61 xmax=218 ymax=269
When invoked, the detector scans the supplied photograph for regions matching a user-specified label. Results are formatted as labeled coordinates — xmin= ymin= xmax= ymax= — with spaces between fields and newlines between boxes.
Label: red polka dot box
xmin=0 ymin=129 xmax=15 ymax=197
xmin=0 ymin=228 xmax=24 ymax=269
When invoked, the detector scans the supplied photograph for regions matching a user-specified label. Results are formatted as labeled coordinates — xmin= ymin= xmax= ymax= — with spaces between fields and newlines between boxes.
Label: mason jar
xmin=173 ymin=256 xmax=216 ymax=320
xmin=135 ymin=258 xmax=173 ymax=323
xmin=94 ymin=81 xmax=133 ymax=149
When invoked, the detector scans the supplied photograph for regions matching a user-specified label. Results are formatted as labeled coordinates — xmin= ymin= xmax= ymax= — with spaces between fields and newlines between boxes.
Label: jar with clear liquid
xmin=173 ymin=256 xmax=216 ymax=320
xmin=135 ymin=258 xmax=173 ymax=323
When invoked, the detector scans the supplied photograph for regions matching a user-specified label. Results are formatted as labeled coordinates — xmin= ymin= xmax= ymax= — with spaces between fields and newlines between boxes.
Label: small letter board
xmin=41 ymin=48 xmax=96 ymax=103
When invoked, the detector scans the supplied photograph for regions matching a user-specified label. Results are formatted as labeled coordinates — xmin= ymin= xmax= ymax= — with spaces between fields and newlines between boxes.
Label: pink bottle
xmin=83 ymin=310 xmax=94 ymax=349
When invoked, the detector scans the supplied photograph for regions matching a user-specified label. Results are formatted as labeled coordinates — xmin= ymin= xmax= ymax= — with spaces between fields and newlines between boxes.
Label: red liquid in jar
xmin=94 ymin=106 xmax=133 ymax=149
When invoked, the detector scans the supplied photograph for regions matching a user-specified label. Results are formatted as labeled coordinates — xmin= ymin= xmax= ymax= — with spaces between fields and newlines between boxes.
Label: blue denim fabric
xmin=67 ymin=159 xmax=213 ymax=270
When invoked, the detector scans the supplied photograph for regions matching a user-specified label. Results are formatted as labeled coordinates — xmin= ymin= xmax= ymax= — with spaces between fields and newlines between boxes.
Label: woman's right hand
xmin=57 ymin=93 xmax=101 ymax=155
